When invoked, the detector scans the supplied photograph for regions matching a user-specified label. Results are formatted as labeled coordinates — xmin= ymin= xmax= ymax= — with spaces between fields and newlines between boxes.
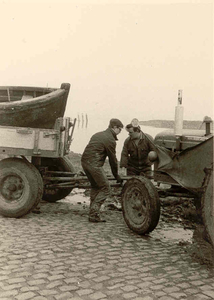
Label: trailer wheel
xmin=202 ymin=169 xmax=214 ymax=247
xmin=0 ymin=158 xmax=43 ymax=218
xmin=23 ymin=158 xmax=44 ymax=210
xmin=122 ymin=176 xmax=160 ymax=234
xmin=42 ymin=156 xmax=75 ymax=202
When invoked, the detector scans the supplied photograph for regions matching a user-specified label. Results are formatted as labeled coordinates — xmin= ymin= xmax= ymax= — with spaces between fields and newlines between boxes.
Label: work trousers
xmin=81 ymin=161 xmax=111 ymax=217
xmin=127 ymin=164 xmax=152 ymax=178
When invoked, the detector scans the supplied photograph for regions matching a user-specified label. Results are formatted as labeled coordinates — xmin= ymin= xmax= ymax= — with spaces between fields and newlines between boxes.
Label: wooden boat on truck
xmin=0 ymin=83 xmax=70 ymax=129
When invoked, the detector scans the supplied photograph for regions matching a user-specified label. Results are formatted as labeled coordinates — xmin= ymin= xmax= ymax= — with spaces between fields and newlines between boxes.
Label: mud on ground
xmin=160 ymin=197 xmax=214 ymax=268
xmin=67 ymin=152 xmax=214 ymax=268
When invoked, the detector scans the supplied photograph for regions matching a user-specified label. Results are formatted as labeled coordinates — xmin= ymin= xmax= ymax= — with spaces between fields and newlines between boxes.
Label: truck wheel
xmin=23 ymin=158 xmax=44 ymax=209
xmin=42 ymin=156 xmax=75 ymax=202
xmin=122 ymin=176 xmax=160 ymax=234
xmin=0 ymin=158 xmax=43 ymax=218
xmin=202 ymin=169 xmax=214 ymax=247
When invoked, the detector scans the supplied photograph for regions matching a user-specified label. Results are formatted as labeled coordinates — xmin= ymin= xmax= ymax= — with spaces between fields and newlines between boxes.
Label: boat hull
xmin=0 ymin=83 xmax=70 ymax=129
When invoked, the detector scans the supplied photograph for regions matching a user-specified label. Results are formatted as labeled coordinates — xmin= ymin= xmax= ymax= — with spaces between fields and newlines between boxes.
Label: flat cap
xmin=109 ymin=118 xmax=124 ymax=128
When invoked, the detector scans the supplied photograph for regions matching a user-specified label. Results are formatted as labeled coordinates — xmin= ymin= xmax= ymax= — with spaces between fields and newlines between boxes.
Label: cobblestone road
xmin=0 ymin=194 xmax=214 ymax=300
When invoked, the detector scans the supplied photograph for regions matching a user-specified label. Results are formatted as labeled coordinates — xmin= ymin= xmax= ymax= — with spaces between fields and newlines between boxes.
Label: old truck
xmin=0 ymin=88 xmax=213 ymax=247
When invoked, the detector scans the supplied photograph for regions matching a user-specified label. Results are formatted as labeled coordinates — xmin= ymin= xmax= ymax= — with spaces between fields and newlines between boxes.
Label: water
xmin=70 ymin=120 xmax=167 ymax=159
xmin=62 ymin=193 xmax=194 ymax=245
xmin=152 ymin=223 xmax=193 ymax=244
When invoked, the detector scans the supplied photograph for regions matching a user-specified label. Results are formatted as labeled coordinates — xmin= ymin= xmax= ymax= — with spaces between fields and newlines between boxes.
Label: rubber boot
xmin=89 ymin=202 xmax=106 ymax=223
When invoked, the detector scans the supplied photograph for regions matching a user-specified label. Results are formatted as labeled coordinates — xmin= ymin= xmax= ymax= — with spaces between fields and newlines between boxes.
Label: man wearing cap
xmin=81 ymin=118 xmax=124 ymax=222
xmin=120 ymin=119 xmax=156 ymax=177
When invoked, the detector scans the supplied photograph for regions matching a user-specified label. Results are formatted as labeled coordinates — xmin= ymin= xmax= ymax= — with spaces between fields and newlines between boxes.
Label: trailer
xmin=0 ymin=117 xmax=76 ymax=217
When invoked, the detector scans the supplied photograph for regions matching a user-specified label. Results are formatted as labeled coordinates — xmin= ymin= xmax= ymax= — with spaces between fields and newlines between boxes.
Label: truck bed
xmin=0 ymin=117 xmax=73 ymax=158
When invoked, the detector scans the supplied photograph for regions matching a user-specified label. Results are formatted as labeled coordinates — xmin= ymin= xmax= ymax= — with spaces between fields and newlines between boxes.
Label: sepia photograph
xmin=0 ymin=0 xmax=213 ymax=299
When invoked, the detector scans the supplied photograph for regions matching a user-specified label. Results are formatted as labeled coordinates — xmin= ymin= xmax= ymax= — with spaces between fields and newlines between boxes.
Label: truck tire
xmin=201 ymin=168 xmax=214 ymax=247
xmin=0 ymin=157 xmax=43 ymax=218
xmin=42 ymin=156 xmax=75 ymax=202
xmin=23 ymin=158 xmax=44 ymax=210
xmin=122 ymin=176 xmax=160 ymax=234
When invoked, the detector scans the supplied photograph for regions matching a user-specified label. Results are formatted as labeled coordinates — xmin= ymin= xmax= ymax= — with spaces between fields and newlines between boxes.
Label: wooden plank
xmin=0 ymin=116 xmax=72 ymax=158
xmin=0 ymin=126 xmax=59 ymax=152
xmin=0 ymin=147 xmax=60 ymax=157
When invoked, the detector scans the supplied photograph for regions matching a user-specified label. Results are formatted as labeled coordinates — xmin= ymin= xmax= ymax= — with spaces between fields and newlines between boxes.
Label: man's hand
xmin=116 ymin=175 xmax=123 ymax=184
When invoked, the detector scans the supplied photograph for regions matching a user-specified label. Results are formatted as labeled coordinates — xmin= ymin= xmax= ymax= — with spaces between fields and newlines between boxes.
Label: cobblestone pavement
xmin=0 ymin=194 xmax=214 ymax=300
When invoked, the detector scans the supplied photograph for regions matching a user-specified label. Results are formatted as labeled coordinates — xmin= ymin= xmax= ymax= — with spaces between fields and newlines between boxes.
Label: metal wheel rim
xmin=124 ymin=185 xmax=150 ymax=225
xmin=1 ymin=173 xmax=24 ymax=202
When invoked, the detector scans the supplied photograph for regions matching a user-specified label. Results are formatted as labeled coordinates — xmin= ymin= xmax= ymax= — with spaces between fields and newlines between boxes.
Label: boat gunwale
xmin=0 ymin=86 xmax=56 ymax=92
xmin=0 ymin=88 xmax=66 ymax=108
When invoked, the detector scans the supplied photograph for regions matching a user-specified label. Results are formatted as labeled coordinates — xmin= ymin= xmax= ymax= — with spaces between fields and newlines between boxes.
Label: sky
xmin=0 ymin=0 xmax=213 ymax=127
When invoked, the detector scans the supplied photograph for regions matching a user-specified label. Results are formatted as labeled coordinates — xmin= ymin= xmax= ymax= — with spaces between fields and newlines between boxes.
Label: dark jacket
xmin=81 ymin=128 xmax=118 ymax=178
xmin=120 ymin=132 xmax=156 ymax=169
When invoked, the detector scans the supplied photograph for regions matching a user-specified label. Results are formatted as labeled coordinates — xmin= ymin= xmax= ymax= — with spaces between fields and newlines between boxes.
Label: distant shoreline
xmin=139 ymin=120 xmax=210 ymax=130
